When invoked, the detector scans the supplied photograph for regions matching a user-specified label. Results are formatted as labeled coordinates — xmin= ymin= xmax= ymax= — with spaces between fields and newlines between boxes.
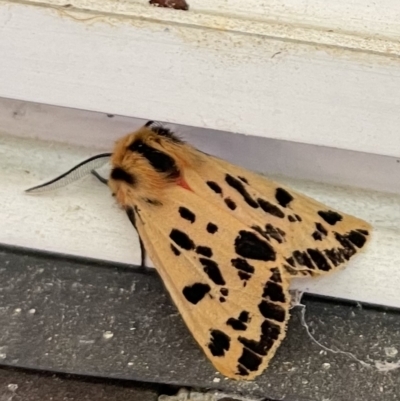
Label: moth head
xmin=108 ymin=122 xmax=197 ymax=206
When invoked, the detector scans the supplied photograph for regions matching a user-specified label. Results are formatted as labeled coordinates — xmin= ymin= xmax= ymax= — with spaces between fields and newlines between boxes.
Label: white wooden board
xmin=1 ymin=1 xmax=400 ymax=157
xmin=1 ymin=98 xmax=400 ymax=195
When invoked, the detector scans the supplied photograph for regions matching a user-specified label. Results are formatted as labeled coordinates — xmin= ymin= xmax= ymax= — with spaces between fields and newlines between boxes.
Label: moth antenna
xmin=25 ymin=153 xmax=111 ymax=194
xmin=91 ymin=170 xmax=108 ymax=185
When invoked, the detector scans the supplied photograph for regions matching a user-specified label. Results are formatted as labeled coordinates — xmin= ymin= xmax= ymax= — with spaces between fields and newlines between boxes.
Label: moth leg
xmin=91 ymin=170 xmax=108 ymax=185
xmin=126 ymin=207 xmax=147 ymax=269
xmin=91 ymin=170 xmax=146 ymax=268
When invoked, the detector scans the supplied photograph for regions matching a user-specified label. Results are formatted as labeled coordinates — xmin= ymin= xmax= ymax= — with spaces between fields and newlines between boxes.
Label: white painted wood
xmin=189 ymin=0 xmax=400 ymax=39
xmin=1 ymin=98 xmax=400 ymax=195
xmin=1 ymin=1 xmax=400 ymax=157
xmin=24 ymin=0 xmax=400 ymax=41
xmin=0 ymin=101 xmax=399 ymax=308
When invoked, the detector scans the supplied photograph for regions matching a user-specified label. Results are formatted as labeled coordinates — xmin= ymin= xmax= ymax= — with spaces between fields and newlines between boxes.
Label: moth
xmin=26 ymin=121 xmax=372 ymax=380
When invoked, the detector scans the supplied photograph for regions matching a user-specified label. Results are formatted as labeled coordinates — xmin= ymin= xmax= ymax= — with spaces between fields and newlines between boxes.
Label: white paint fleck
xmin=28 ymin=308 xmax=36 ymax=315
xmin=213 ymin=377 xmax=220 ymax=383
xmin=128 ymin=362 xmax=134 ymax=366
xmin=302 ymin=379 xmax=309 ymax=384
xmin=384 ymin=347 xmax=398 ymax=357
xmin=322 ymin=362 xmax=331 ymax=370
xmin=0 ymin=353 xmax=6 ymax=360
xmin=7 ymin=384 xmax=18 ymax=391
xmin=13 ymin=308 xmax=21 ymax=314
xmin=103 ymin=331 xmax=114 ymax=340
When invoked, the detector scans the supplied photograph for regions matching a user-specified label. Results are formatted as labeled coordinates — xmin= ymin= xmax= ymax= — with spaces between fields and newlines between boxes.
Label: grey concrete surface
xmin=0 ymin=367 xmax=158 ymax=401
xmin=0 ymin=245 xmax=399 ymax=401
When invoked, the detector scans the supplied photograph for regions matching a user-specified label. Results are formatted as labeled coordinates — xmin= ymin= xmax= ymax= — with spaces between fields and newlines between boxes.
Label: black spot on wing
xmin=262 ymin=281 xmax=286 ymax=303
xmin=312 ymin=231 xmax=323 ymax=241
xmin=346 ymin=230 xmax=367 ymax=248
xmin=270 ymin=267 xmax=282 ymax=283
xmin=238 ymin=272 xmax=251 ymax=282
xmin=220 ymin=288 xmax=229 ymax=296
xmin=225 ymin=198 xmax=237 ymax=210
xmin=295 ymin=214 xmax=302 ymax=222
xmin=313 ymin=222 xmax=328 ymax=240
xmin=170 ymin=244 xmax=181 ymax=256
xmin=261 ymin=319 xmax=281 ymax=341
xmin=238 ymin=319 xmax=280 ymax=356
xmin=231 ymin=258 xmax=254 ymax=286
xmin=183 ymin=283 xmax=210 ymax=304
xmin=307 ymin=249 xmax=331 ymax=271
xmin=145 ymin=198 xmax=162 ymax=206
xmin=237 ymin=365 xmax=249 ymax=376
xmin=316 ymin=222 xmax=328 ymax=235
xmin=128 ymin=140 xmax=179 ymax=179
xmin=338 ymin=248 xmax=351 ymax=261
xmin=238 ymin=176 xmax=249 ymax=184
xmin=226 ymin=318 xmax=247 ymax=331
xmin=263 ymin=224 xmax=286 ymax=244
xmin=334 ymin=232 xmax=356 ymax=258
xmin=208 ymin=330 xmax=230 ymax=357
xmin=231 ymin=258 xmax=255 ymax=274
xmin=238 ymin=348 xmax=262 ymax=372
xmin=285 ymin=257 xmax=295 ymax=267
xmin=206 ymin=223 xmax=218 ymax=234
xmin=257 ymin=198 xmax=285 ymax=218
xmin=179 ymin=206 xmax=195 ymax=223
xmin=357 ymin=229 xmax=369 ymax=236
xmin=225 ymin=174 xmax=259 ymax=208
xmin=110 ymin=167 xmax=136 ymax=185
xmin=219 ymin=297 xmax=226 ymax=303
xmin=196 ymin=246 xmax=213 ymax=257
xmin=239 ymin=311 xmax=250 ymax=323
xmin=275 ymin=188 xmax=293 ymax=208
xmin=288 ymin=215 xmax=296 ymax=222
xmin=318 ymin=210 xmax=343 ymax=225
xmin=207 ymin=181 xmax=222 ymax=195
xmin=235 ymin=231 xmax=276 ymax=261
xmin=325 ymin=248 xmax=345 ymax=266
xmin=251 ymin=225 xmax=267 ymax=240
xmin=169 ymin=229 xmax=195 ymax=250
xmin=258 ymin=301 xmax=286 ymax=322
xmin=199 ymin=258 xmax=226 ymax=285
xmin=293 ymin=250 xmax=314 ymax=269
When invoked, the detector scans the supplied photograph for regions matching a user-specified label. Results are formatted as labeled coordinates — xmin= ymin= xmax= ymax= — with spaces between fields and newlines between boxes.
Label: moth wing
xmin=184 ymin=154 xmax=372 ymax=278
xmin=133 ymin=186 xmax=291 ymax=380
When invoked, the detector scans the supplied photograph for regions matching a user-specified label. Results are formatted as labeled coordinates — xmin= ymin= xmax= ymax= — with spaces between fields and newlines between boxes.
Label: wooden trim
xmin=1 ymin=1 xmax=400 ymax=157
